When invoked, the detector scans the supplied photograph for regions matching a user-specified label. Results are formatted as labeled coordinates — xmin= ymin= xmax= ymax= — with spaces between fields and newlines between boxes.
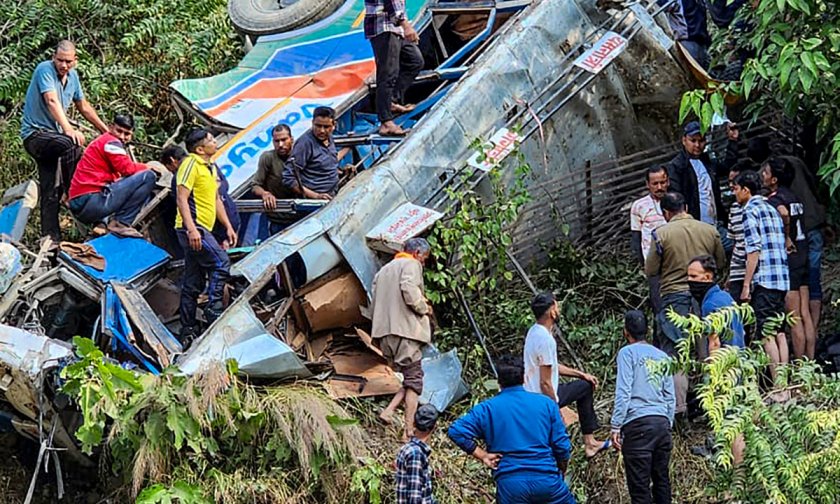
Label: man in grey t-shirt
xmin=21 ymin=40 xmax=108 ymax=241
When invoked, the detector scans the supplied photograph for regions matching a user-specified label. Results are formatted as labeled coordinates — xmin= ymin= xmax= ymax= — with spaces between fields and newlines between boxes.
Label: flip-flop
xmin=586 ymin=439 xmax=612 ymax=459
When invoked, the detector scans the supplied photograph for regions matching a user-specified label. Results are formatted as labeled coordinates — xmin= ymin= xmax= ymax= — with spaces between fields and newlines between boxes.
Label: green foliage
xmin=677 ymin=0 xmax=840 ymax=192
xmin=60 ymin=338 xmax=366 ymax=503
xmin=350 ymin=458 xmax=387 ymax=504
xmin=425 ymin=140 xmax=532 ymax=304
xmin=660 ymin=306 xmax=840 ymax=503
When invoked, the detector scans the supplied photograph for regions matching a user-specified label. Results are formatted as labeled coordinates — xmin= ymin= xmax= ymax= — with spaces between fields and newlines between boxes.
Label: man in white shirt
xmin=630 ymin=165 xmax=669 ymax=313
xmin=524 ymin=292 xmax=610 ymax=458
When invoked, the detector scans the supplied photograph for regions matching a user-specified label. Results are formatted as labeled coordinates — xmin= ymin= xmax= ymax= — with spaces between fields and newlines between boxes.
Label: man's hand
xmin=315 ymin=192 xmax=332 ymax=201
xmin=726 ymin=122 xmax=740 ymax=142
xmin=785 ymin=237 xmax=797 ymax=254
xmin=261 ymin=192 xmax=277 ymax=211
xmin=226 ymin=226 xmax=238 ymax=249
xmin=581 ymin=372 xmax=599 ymax=390
xmin=67 ymin=129 xmax=86 ymax=146
xmin=187 ymin=228 xmax=202 ymax=251
xmin=402 ymin=21 xmax=419 ymax=43
xmin=741 ymin=284 xmax=751 ymax=302
xmin=480 ymin=452 xmax=502 ymax=470
xmin=611 ymin=431 xmax=622 ymax=451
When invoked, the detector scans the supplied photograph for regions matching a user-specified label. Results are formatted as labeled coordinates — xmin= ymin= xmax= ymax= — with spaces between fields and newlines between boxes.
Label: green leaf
xmin=743 ymin=71 xmax=756 ymax=99
xmin=679 ymin=92 xmax=693 ymax=123
xmin=802 ymin=37 xmax=823 ymax=50
xmin=800 ymin=69 xmax=814 ymax=94
xmin=326 ymin=415 xmax=360 ymax=427
xmin=700 ymin=102 xmax=714 ymax=132
xmin=800 ymin=52 xmax=818 ymax=78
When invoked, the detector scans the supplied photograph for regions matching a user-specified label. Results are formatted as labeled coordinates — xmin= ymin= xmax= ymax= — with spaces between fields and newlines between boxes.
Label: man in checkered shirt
xmin=733 ymin=170 xmax=789 ymax=383
xmin=364 ymin=0 xmax=424 ymax=136
xmin=395 ymin=404 xmax=439 ymax=504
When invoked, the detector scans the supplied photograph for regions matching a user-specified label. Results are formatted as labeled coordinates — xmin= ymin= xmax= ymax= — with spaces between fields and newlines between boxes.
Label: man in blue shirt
xmin=448 ymin=355 xmax=575 ymax=504
xmin=687 ymin=255 xmax=746 ymax=351
xmin=21 ymin=40 xmax=108 ymax=242
xmin=283 ymin=107 xmax=342 ymax=201
xmin=611 ymin=310 xmax=675 ymax=504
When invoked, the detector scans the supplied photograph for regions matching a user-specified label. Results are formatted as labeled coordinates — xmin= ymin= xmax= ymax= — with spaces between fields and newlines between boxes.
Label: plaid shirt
xmin=743 ymin=196 xmax=789 ymax=292
xmin=395 ymin=438 xmax=435 ymax=504
xmin=364 ymin=0 xmax=406 ymax=39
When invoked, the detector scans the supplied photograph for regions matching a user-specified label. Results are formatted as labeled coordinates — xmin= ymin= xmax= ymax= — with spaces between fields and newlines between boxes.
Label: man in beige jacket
xmin=371 ymin=237 xmax=432 ymax=440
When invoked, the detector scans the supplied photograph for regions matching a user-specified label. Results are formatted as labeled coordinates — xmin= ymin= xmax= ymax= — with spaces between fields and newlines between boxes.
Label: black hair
xmin=747 ymin=137 xmax=771 ymax=164
xmin=272 ymin=123 xmax=292 ymax=135
xmin=414 ymin=404 xmax=439 ymax=433
xmin=764 ymin=157 xmax=794 ymax=187
xmin=185 ymin=128 xmax=211 ymax=154
xmin=624 ymin=310 xmax=647 ymax=341
xmin=496 ymin=354 xmax=525 ymax=388
xmin=730 ymin=158 xmax=756 ymax=175
xmin=55 ymin=40 xmax=76 ymax=54
xmin=531 ymin=292 xmax=556 ymax=319
xmin=689 ymin=254 xmax=717 ymax=277
xmin=313 ymin=106 xmax=335 ymax=121
xmin=734 ymin=170 xmax=761 ymax=195
xmin=114 ymin=114 xmax=135 ymax=130
xmin=660 ymin=192 xmax=686 ymax=213
xmin=159 ymin=145 xmax=187 ymax=165
xmin=646 ymin=165 xmax=668 ymax=182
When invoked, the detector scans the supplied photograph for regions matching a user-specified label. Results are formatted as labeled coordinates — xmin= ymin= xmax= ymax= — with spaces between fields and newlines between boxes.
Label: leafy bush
xmin=60 ymin=337 xmax=370 ymax=503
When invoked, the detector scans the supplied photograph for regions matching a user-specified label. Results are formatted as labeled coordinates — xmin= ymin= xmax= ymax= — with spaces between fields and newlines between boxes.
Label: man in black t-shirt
xmin=762 ymin=157 xmax=815 ymax=360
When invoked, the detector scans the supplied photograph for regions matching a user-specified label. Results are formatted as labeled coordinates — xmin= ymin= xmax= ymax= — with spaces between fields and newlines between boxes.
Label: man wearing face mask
xmin=687 ymin=255 xmax=745 ymax=352
xmin=524 ymin=292 xmax=611 ymax=459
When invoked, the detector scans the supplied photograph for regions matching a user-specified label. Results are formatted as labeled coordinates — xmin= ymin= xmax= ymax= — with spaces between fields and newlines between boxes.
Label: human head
xmin=531 ymin=292 xmax=558 ymax=323
xmin=659 ymin=191 xmax=686 ymax=221
xmin=403 ymin=237 xmax=431 ymax=265
xmin=311 ymin=106 xmax=336 ymax=142
xmin=646 ymin=165 xmax=669 ymax=200
xmin=729 ymin=159 xmax=756 ymax=190
xmin=688 ymin=255 xmax=716 ymax=283
xmin=185 ymin=128 xmax=217 ymax=159
xmin=732 ymin=170 xmax=761 ymax=205
xmin=496 ymin=354 xmax=525 ymax=388
xmin=681 ymin=121 xmax=706 ymax=158
xmin=761 ymin=157 xmax=793 ymax=190
xmin=159 ymin=145 xmax=187 ymax=173
xmin=414 ymin=404 xmax=439 ymax=435
xmin=272 ymin=123 xmax=293 ymax=157
xmin=109 ymin=114 xmax=135 ymax=144
xmin=623 ymin=310 xmax=647 ymax=343
xmin=747 ymin=137 xmax=771 ymax=165
xmin=52 ymin=40 xmax=77 ymax=78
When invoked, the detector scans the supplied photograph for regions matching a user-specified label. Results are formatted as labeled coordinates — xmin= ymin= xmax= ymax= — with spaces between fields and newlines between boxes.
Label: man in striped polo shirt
xmin=174 ymin=129 xmax=238 ymax=344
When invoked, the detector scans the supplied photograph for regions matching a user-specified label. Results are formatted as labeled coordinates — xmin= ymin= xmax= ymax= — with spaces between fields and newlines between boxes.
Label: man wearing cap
xmin=448 ymin=354 xmax=576 ymax=503
xmin=371 ymin=237 xmax=433 ymax=440
xmin=395 ymin=404 xmax=439 ymax=504
xmin=665 ymin=121 xmax=739 ymax=229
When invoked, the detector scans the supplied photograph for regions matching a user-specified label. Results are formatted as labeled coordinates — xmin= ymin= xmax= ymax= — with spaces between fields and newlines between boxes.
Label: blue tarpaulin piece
xmin=102 ymin=285 xmax=160 ymax=374
xmin=62 ymin=233 xmax=170 ymax=284
xmin=0 ymin=200 xmax=23 ymax=238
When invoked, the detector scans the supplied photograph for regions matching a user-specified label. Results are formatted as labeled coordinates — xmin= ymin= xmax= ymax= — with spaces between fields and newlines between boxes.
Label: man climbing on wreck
xmin=371 ymin=237 xmax=433 ymax=441
xmin=364 ymin=0 xmax=424 ymax=136
xmin=174 ymin=128 xmax=238 ymax=345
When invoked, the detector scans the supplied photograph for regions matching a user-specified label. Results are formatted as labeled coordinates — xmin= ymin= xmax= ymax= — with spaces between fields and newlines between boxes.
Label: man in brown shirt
xmin=252 ymin=124 xmax=293 ymax=235
xmin=645 ymin=191 xmax=724 ymax=414
xmin=371 ymin=237 xmax=432 ymax=440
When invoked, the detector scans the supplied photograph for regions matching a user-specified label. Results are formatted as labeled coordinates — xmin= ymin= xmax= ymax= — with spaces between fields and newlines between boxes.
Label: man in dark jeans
xmin=21 ymin=40 xmax=108 ymax=242
xmin=611 ymin=310 xmax=675 ymax=504
xmin=524 ymin=293 xmax=610 ymax=458
xmin=364 ymin=0 xmax=424 ymax=136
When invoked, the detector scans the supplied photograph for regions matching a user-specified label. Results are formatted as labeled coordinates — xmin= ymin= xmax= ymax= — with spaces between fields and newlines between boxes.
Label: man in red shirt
xmin=68 ymin=115 xmax=160 ymax=238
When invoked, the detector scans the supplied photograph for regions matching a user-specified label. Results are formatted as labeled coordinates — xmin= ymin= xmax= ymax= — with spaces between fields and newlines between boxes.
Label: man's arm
xmin=215 ymin=193 xmax=238 ymax=248
xmin=713 ymin=229 xmax=727 ymax=275
xmin=42 ymin=91 xmax=85 ymax=145
xmin=176 ymin=185 xmax=201 ymax=251
xmin=742 ymin=252 xmax=759 ymax=301
xmin=664 ymin=374 xmax=676 ymax=427
xmin=399 ymin=262 xmax=430 ymax=316
xmin=610 ymin=350 xmax=633 ymax=448
xmin=104 ymin=140 xmax=147 ymax=177
xmin=741 ymin=209 xmax=761 ymax=301
xmin=447 ymin=404 xmax=501 ymax=470
xmin=74 ymin=98 xmax=108 ymax=134
xmin=539 ymin=365 xmax=557 ymax=402
xmin=252 ymin=156 xmax=276 ymax=210
xmin=775 ymin=204 xmax=795 ymax=252
xmin=630 ymin=231 xmax=643 ymax=267
xmin=282 ymin=144 xmax=331 ymax=200
xmin=644 ymin=231 xmax=662 ymax=278
xmin=558 ymin=364 xmax=598 ymax=388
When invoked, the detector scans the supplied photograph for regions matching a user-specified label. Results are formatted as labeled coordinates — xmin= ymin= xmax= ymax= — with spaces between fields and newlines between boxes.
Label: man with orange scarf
xmin=371 ymin=237 xmax=433 ymax=441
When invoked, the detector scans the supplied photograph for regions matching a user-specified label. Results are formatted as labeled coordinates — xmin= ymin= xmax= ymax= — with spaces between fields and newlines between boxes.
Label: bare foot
xmin=390 ymin=102 xmax=417 ymax=114
xmin=378 ymin=121 xmax=409 ymax=136
xmin=378 ymin=411 xmax=394 ymax=425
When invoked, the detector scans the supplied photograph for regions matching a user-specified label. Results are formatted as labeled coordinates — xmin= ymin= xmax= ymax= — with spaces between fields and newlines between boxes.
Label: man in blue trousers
xmin=448 ymin=355 xmax=576 ymax=504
